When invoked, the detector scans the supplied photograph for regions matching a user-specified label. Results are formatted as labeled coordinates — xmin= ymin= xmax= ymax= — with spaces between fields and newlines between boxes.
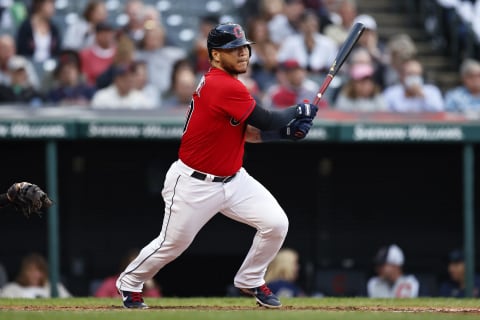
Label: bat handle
xmin=313 ymin=74 xmax=334 ymax=106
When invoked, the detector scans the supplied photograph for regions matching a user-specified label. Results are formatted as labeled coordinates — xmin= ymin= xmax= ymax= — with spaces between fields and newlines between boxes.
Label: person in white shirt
xmin=277 ymin=10 xmax=337 ymax=72
xmin=0 ymin=34 xmax=39 ymax=89
xmin=91 ymin=64 xmax=154 ymax=109
xmin=62 ymin=0 xmax=108 ymax=51
xmin=445 ymin=58 xmax=480 ymax=112
xmin=335 ymin=63 xmax=387 ymax=112
xmin=383 ymin=59 xmax=444 ymax=112
xmin=266 ymin=0 xmax=304 ymax=46
xmin=0 ymin=253 xmax=71 ymax=298
xmin=131 ymin=60 xmax=161 ymax=108
xmin=323 ymin=0 xmax=358 ymax=47
xmin=367 ymin=244 xmax=419 ymax=298
xmin=135 ymin=26 xmax=187 ymax=95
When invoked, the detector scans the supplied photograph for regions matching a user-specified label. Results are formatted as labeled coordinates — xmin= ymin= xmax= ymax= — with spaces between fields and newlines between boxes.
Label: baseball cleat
xmin=119 ymin=290 xmax=149 ymax=309
xmin=239 ymin=284 xmax=282 ymax=308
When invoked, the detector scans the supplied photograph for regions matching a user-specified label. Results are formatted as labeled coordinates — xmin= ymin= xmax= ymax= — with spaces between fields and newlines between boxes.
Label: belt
xmin=191 ymin=171 xmax=236 ymax=183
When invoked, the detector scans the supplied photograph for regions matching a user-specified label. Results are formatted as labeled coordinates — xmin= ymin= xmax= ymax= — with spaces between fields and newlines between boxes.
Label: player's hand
xmin=281 ymin=117 xmax=313 ymax=140
xmin=295 ymin=103 xmax=318 ymax=120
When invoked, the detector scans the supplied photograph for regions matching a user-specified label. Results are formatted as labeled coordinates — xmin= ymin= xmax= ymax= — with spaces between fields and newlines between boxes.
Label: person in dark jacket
xmin=47 ymin=50 xmax=95 ymax=106
xmin=15 ymin=0 xmax=61 ymax=62
xmin=439 ymin=249 xmax=480 ymax=298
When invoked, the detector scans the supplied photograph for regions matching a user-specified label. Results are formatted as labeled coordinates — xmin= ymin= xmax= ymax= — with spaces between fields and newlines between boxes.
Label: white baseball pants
xmin=116 ymin=159 xmax=289 ymax=292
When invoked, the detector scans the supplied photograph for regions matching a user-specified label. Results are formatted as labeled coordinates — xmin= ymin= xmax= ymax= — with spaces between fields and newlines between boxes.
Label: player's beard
xmin=222 ymin=60 xmax=249 ymax=76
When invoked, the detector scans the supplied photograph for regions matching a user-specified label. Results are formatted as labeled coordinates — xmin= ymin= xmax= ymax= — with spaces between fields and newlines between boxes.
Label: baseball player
xmin=116 ymin=22 xmax=318 ymax=309
xmin=367 ymin=244 xmax=419 ymax=298
xmin=0 ymin=182 xmax=52 ymax=216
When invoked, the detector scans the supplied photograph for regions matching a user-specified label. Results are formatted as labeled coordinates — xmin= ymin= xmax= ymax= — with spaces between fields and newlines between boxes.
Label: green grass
xmin=0 ymin=297 xmax=479 ymax=320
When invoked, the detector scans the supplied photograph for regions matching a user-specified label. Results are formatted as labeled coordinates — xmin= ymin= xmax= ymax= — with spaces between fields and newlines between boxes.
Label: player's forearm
xmin=246 ymin=104 xmax=297 ymax=131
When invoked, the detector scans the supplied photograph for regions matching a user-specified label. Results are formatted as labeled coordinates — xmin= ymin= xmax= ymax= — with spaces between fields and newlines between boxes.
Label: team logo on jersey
xmin=230 ymin=117 xmax=241 ymax=126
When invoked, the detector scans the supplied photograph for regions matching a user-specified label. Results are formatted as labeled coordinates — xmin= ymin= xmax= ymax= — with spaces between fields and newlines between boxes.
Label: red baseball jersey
xmin=179 ymin=67 xmax=256 ymax=176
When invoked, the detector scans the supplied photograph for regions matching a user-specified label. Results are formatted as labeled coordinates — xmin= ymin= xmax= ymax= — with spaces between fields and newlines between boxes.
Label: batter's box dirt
xmin=2 ymin=305 xmax=480 ymax=313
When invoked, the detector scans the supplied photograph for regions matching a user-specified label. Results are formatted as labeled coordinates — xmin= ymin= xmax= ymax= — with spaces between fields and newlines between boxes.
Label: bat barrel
xmin=312 ymin=22 xmax=365 ymax=105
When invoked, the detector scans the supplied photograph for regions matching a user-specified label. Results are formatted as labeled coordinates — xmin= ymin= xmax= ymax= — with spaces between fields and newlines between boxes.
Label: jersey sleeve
xmin=212 ymin=78 xmax=256 ymax=123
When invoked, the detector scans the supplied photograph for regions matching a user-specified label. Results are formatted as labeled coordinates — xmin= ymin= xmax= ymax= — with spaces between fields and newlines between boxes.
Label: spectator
xmin=95 ymin=249 xmax=161 ymax=298
xmin=136 ymin=26 xmax=187 ymax=94
xmin=349 ymin=47 xmax=374 ymax=66
xmin=353 ymin=14 xmax=385 ymax=67
xmin=191 ymin=15 xmax=219 ymax=74
xmin=0 ymin=262 xmax=7 ymax=289
xmin=267 ymin=0 xmax=305 ymax=46
xmin=16 ymin=0 xmax=61 ymax=63
xmin=0 ymin=34 xmax=39 ymax=88
xmin=335 ymin=63 xmax=387 ymax=112
xmin=367 ymin=244 xmax=419 ymax=298
xmin=47 ymin=50 xmax=95 ymax=106
xmin=121 ymin=0 xmax=146 ymax=47
xmin=383 ymin=59 xmax=444 ymax=112
xmin=62 ymin=0 xmax=108 ymax=51
xmin=326 ymin=46 xmax=379 ymax=102
xmin=131 ymin=60 xmax=161 ymax=108
xmin=0 ymin=0 xmax=27 ymax=35
xmin=0 ymin=34 xmax=15 ymax=84
xmin=239 ymin=64 xmax=262 ymax=102
xmin=277 ymin=10 xmax=337 ymax=73
xmin=265 ymin=248 xmax=304 ymax=297
xmin=0 ymin=253 xmax=71 ymax=298
xmin=304 ymin=0 xmax=336 ymax=32
xmin=90 ymin=63 xmax=153 ymax=109
xmin=439 ymin=249 xmax=480 ymax=297
xmin=0 ymin=55 xmax=43 ymax=105
xmin=163 ymin=59 xmax=196 ymax=109
xmin=142 ymin=4 xmax=162 ymax=30
xmin=383 ymin=34 xmax=417 ymax=87
xmin=323 ymin=0 xmax=358 ymax=47
xmin=258 ymin=0 xmax=284 ymax=21
xmin=263 ymin=59 xmax=327 ymax=109
xmin=246 ymin=16 xmax=279 ymax=92
xmin=96 ymin=33 xmax=136 ymax=89
xmin=79 ymin=22 xmax=117 ymax=86
xmin=445 ymin=58 xmax=480 ymax=112
xmin=349 ymin=47 xmax=386 ymax=89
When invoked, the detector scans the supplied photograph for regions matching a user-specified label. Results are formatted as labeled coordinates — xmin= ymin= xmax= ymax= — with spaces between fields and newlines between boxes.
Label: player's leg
xmin=220 ymin=168 xmax=288 ymax=306
xmin=116 ymin=161 xmax=223 ymax=299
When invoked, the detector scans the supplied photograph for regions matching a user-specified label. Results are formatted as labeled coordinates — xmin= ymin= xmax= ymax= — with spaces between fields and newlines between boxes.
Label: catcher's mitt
xmin=7 ymin=182 xmax=53 ymax=217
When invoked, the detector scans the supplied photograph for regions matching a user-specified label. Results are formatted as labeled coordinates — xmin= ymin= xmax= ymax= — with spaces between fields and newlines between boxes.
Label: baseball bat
xmin=312 ymin=22 xmax=366 ymax=106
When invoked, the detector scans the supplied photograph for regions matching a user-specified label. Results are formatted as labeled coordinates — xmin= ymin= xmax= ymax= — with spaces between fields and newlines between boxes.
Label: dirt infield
xmin=2 ymin=305 xmax=480 ymax=313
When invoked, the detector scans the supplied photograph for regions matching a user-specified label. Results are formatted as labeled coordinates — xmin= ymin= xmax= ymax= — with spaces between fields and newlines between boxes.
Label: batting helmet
xmin=207 ymin=23 xmax=254 ymax=59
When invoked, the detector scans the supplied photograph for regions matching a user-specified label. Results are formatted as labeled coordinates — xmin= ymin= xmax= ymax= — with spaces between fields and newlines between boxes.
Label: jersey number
xmin=183 ymin=100 xmax=194 ymax=133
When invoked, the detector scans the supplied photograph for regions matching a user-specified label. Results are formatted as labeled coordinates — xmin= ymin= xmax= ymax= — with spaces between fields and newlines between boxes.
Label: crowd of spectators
xmin=0 ymin=0 xmax=479 ymax=114
xmin=261 ymin=245 xmax=480 ymax=299
xmin=2 ymin=246 xmax=479 ymax=298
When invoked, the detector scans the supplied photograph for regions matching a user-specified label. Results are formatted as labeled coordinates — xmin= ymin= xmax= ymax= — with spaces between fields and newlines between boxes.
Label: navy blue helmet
xmin=207 ymin=23 xmax=254 ymax=58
